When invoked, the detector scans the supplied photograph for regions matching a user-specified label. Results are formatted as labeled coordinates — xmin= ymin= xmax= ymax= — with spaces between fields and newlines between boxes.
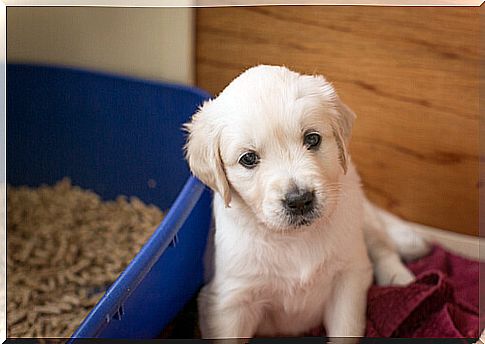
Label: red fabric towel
xmin=312 ymin=245 xmax=481 ymax=338
xmin=367 ymin=245 xmax=480 ymax=338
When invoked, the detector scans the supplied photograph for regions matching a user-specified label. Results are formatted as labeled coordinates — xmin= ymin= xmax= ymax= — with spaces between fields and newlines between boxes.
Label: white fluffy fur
xmin=184 ymin=65 xmax=430 ymax=339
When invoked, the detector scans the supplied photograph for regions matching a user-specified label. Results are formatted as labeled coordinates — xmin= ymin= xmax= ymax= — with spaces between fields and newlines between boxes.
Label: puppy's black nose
xmin=284 ymin=189 xmax=315 ymax=215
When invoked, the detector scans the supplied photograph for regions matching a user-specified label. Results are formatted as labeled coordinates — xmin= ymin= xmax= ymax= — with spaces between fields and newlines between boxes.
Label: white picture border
xmin=0 ymin=1 xmax=482 ymax=341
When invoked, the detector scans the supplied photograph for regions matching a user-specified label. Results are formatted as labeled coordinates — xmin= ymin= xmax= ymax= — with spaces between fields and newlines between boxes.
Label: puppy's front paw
xmin=374 ymin=256 xmax=415 ymax=286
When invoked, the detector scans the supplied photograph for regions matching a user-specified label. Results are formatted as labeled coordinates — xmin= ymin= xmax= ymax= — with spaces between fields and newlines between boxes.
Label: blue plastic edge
xmin=8 ymin=62 xmax=211 ymax=102
xmin=69 ymin=176 xmax=208 ymax=340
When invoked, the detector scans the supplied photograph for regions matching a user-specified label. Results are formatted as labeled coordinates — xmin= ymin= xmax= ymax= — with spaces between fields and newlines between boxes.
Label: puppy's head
xmin=184 ymin=65 xmax=355 ymax=232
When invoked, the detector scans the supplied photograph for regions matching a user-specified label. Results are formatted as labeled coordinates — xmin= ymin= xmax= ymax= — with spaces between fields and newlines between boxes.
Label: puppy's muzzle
xmin=283 ymin=189 xmax=315 ymax=216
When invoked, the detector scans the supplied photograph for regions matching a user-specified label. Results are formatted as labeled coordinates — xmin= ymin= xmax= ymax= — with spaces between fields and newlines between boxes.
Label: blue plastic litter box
xmin=7 ymin=64 xmax=213 ymax=338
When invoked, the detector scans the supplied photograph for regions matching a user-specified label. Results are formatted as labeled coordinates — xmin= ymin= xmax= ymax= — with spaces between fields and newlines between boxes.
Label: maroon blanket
xmin=310 ymin=245 xmax=481 ymax=338
xmin=366 ymin=245 xmax=480 ymax=338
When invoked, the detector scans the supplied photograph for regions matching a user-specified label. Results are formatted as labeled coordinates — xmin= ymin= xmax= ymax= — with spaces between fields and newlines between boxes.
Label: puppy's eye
xmin=304 ymin=132 xmax=321 ymax=150
xmin=238 ymin=151 xmax=260 ymax=169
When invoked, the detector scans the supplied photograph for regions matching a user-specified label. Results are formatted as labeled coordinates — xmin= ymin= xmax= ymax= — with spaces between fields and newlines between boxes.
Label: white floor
xmin=410 ymin=222 xmax=483 ymax=261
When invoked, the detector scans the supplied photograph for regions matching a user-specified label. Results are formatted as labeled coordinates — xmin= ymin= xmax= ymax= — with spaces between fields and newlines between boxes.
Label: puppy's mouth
xmin=265 ymin=205 xmax=322 ymax=232
xmin=286 ymin=208 xmax=320 ymax=228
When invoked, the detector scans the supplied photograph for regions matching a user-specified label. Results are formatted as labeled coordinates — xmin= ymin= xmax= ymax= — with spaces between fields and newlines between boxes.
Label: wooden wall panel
xmin=196 ymin=6 xmax=479 ymax=236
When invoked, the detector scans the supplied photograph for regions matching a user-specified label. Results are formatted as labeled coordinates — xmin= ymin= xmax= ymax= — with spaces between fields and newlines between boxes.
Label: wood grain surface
xmin=195 ymin=6 xmax=480 ymax=236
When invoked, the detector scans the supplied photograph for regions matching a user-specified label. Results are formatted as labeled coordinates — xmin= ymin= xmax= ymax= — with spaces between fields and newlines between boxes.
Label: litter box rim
xmin=8 ymin=62 xmax=212 ymax=101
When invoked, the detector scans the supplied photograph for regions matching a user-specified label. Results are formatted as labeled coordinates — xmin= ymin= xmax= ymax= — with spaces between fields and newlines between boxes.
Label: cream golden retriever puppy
xmin=184 ymin=65 xmax=429 ymax=339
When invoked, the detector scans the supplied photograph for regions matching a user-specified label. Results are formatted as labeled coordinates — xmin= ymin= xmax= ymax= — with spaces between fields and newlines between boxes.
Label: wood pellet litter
xmin=7 ymin=179 xmax=165 ymax=338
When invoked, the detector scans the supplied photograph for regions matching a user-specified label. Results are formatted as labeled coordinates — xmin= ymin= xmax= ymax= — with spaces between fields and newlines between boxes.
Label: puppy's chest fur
xmin=211 ymin=195 xmax=360 ymax=336
xmin=252 ymin=246 xmax=340 ymax=336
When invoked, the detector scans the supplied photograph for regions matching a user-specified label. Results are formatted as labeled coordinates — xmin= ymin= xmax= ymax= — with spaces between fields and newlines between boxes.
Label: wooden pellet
xmin=61 ymin=295 xmax=80 ymax=306
xmin=7 ymin=179 xmax=164 ymax=337
xmin=8 ymin=310 xmax=27 ymax=325
xmin=33 ymin=305 xmax=62 ymax=315
xmin=17 ymin=241 xmax=35 ymax=262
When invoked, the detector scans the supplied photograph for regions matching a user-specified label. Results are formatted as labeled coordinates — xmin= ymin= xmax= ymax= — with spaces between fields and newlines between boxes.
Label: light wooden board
xmin=196 ymin=6 xmax=479 ymax=236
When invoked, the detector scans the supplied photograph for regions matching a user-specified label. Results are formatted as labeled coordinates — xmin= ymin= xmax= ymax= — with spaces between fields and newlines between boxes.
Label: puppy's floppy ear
xmin=183 ymin=101 xmax=232 ymax=207
xmin=308 ymin=73 xmax=356 ymax=174
xmin=332 ymin=96 xmax=356 ymax=174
